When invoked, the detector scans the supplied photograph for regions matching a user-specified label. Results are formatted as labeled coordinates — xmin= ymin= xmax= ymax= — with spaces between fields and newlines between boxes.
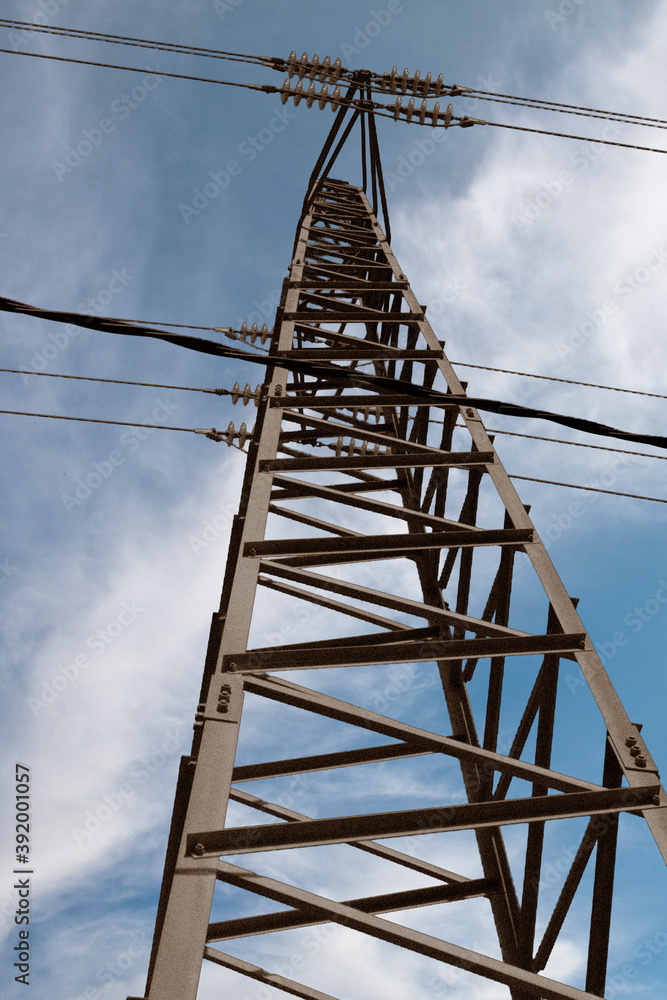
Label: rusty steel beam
xmin=207 ymin=878 xmax=498 ymax=942
xmin=188 ymin=786 xmax=659 ymax=857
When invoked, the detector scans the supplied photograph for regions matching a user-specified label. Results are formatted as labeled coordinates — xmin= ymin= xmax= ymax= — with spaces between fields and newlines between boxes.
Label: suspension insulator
xmin=422 ymin=71 xmax=432 ymax=95
xmin=335 ymin=436 xmax=343 ymax=458
xmin=330 ymin=57 xmax=342 ymax=81
xmin=225 ymin=422 xmax=236 ymax=446
xmin=392 ymin=95 xmax=402 ymax=120
xmin=293 ymin=79 xmax=304 ymax=105
xmin=434 ymin=73 xmax=443 ymax=97
xmin=306 ymin=81 xmax=317 ymax=108
xmin=286 ymin=51 xmax=297 ymax=78
xmin=260 ymin=324 xmax=271 ymax=344
xmin=319 ymin=55 xmax=331 ymax=82
xmin=280 ymin=78 xmax=291 ymax=105
xmin=231 ymin=382 xmax=240 ymax=404
xmin=418 ymin=99 xmax=427 ymax=124
xmin=297 ymin=52 xmax=308 ymax=79
xmin=237 ymin=423 xmax=249 ymax=448
xmin=389 ymin=66 xmax=398 ymax=92
xmin=444 ymin=103 xmax=453 ymax=127
xmin=412 ymin=69 xmax=421 ymax=94
xmin=430 ymin=101 xmax=440 ymax=126
xmin=318 ymin=83 xmax=329 ymax=110
xmin=309 ymin=54 xmax=320 ymax=80
xmin=405 ymin=98 xmax=415 ymax=122
xmin=401 ymin=67 xmax=409 ymax=93
xmin=331 ymin=85 xmax=341 ymax=110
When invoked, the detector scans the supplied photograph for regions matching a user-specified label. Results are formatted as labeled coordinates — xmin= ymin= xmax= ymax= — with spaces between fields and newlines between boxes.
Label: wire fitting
xmin=195 ymin=422 xmax=252 ymax=447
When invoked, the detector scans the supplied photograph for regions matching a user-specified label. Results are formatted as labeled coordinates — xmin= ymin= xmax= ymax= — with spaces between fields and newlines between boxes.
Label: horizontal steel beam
xmin=228 ymin=787 xmax=474 ymax=884
xmin=271 ymin=393 xmax=465 ymax=409
xmin=259 ymin=451 xmax=493 ymax=472
xmin=190 ymin=786 xmax=659 ymax=857
xmin=224 ymin=632 xmax=586 ymax=671
xmin=244 ymin=527 xmax=532 ymax=559
xmin=277 ymin=348 xmax=442 ymax=360
xmin=206 ymin=878 xmax=498 ymax=941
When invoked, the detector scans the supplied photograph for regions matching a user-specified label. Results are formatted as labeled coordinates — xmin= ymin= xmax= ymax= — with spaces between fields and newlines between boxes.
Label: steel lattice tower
xmin=130 ymin=100 xmax=667 ymax=1000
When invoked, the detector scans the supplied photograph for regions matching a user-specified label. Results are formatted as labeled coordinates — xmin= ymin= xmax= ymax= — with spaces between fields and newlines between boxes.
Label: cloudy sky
xmin=1 ymin=1 xmax=667 ymax=998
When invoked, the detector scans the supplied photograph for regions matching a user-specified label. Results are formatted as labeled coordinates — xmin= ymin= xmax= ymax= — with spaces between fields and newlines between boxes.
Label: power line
xmin=449 ymin=92 xmax=667 ymax=131
xmin=0 ymin=407 xmax=245 ymax=447
xmin=509 ymin=474 xmax=667 ymax=505
xmin=0 ymin=19 xmax=275 ymax=68
xmin=1 ymin=405 xmax=662 ymax=501
xmin=4 ymin=42 xmax=667 ymax=154
xmin=3 ymin=294 xmax=667 ymax=452
xmin=0 ymin=407 xmax=196 ymax=431
xmin=483 ymin=118 xmax=667 ymax=154
xmin=450 ymin=361 xmax=667 ymax=401
xmin=465 ymin=85 xmax=667 ymax=129
xmin=0 ymin=46 xmax=278 ymax=94
xmin=6 ymin=21 xmax=663 ymax=137
xmin=481 ymin=426 xmax=667 ymax=462
xmin=0 ymin=367 xmax=220 ymax=393
xmin=6 ymin=364 xmax=664 ymax=464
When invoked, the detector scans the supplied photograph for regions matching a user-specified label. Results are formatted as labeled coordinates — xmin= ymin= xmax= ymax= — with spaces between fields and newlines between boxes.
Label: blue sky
xmin=1 ymin=2 xmax=667 ymax=998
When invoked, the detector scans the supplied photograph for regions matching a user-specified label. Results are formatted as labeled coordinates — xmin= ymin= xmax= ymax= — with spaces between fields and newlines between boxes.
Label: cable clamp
xmin=195 ymin=427 xmax=224 ymax=442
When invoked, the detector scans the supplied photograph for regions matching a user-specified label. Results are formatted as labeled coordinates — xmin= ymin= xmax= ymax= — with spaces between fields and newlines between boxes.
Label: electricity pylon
xmin=131 ymin=95 xmax=667 ymax=1000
